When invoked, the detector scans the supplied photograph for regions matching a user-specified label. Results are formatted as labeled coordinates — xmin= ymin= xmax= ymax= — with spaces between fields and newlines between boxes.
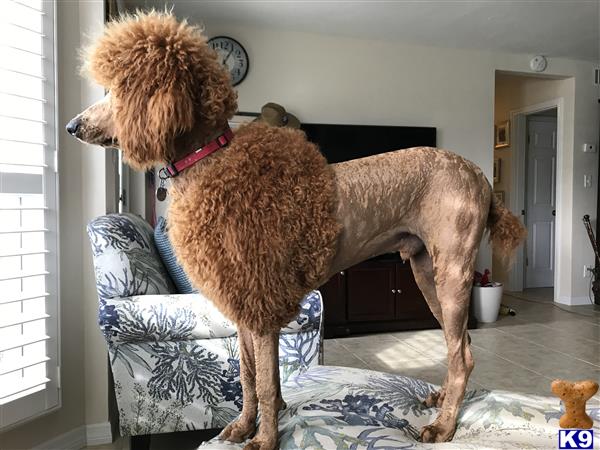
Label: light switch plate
xmin=583 ymin=143 xmax=597 ymax=153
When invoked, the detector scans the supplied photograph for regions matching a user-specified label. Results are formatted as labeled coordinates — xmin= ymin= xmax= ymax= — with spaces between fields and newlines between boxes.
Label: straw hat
xmin=255 ymin=102 xmax=300 ymax=129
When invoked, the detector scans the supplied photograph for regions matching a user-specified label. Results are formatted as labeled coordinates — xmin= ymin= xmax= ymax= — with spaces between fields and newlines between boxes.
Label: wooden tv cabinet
xmin=319 ymin=254 xmax=477 ymax=338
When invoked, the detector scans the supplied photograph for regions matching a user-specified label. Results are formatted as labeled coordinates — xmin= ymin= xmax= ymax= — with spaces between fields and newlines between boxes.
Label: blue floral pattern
xmin=101 ymin=293 xmax=322 ymax=435
xmin=201 ymin=366 xmax=598 ymax=450
xmin=107 ymin=316 xmax=321 ymax=435
xmin=87 ymin=214 xmax=176 ymax=343
xmin=87 ymin=214 xmax=324 ymax=436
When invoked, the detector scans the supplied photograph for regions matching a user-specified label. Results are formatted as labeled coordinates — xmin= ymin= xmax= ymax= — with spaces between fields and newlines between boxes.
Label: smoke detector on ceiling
xmin=530 ymin=55 xmax=547 ymax=73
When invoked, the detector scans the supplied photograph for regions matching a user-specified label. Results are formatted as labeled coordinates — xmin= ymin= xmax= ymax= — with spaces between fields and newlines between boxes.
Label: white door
xmin=525 ymin=117 xmax=557 ymax=288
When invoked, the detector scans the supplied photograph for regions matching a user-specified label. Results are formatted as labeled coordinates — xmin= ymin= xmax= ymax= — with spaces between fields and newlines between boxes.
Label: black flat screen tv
xmin=300 ymin=123 xmax=436 ymax=164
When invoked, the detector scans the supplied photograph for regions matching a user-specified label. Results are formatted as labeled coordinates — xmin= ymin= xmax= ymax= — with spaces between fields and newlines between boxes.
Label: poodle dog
xmin=67 ymin=12 xmax=526 ymax=449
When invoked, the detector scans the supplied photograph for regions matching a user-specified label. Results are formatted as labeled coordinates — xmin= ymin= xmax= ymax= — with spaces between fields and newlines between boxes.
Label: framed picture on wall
xmin=495 ymin=121 xmax=510 ymax=148
xmin=493 ymin=158 xmax=501 ymax=183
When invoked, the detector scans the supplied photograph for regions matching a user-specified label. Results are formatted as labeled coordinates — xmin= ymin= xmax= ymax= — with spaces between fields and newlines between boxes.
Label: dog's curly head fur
xmin=73 ymin=12 xmax=237 ymax=170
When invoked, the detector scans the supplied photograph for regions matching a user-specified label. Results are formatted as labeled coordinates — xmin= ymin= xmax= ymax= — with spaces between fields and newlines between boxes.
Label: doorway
xmin=524 ymin=109 xmax=557 ymax=288
xmin=507 ymin=98 xmax=564 ymax=295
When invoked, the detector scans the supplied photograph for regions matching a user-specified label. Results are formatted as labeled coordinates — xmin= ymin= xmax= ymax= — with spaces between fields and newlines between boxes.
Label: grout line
xmin=350 ymin=352 xmax=370 ymax=367
xmin=401 ymin=341 xmax=448 ymax=363
xmin=467 ymin=378 xmax=488 ymax=391
xmin=505 ymin=292 xmax=600 ymax=316
xmin=336 ymin=341 xmax=352 ymax=352
xmin=471 ymin=328 xmax=600 ymax=369
xmin=493 ymin=327 xmax=600 ymax=368
xmin=507 ymin=315 xmax=600 ymax=344
xmin=537 ymin=372 xmax=597 ymax=384
xmin=470 ymin=343 xmax=547 ymax=377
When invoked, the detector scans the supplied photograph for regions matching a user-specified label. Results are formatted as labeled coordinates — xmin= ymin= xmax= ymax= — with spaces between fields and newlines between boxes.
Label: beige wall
xmin=1 ymin=1 xmax=108 ymax=448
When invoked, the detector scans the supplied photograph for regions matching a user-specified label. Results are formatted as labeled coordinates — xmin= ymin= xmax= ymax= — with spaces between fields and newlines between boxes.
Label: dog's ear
xmin=111 ymin=71 xmax=195 ymax=170
xmin=85 ymin=12 xmax=237 ymax=170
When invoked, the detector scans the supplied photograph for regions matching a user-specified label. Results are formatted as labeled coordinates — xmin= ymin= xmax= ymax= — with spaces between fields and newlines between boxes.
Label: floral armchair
xmin=86 ymin=214 xmax=323 ymax=440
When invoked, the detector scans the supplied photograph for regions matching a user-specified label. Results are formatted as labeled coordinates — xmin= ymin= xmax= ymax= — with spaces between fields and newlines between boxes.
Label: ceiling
xmin=125 ymin=1 xmax=599 ymax=62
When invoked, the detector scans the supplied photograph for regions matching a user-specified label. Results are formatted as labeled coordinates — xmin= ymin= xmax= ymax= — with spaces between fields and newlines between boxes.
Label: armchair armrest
xmin=101 ymin=290 xmax=323 ymax=345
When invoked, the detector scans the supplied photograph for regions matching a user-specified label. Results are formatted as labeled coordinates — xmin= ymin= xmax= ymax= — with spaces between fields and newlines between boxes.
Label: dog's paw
xmin=422 ymin=389 xmax=446 ymax=408
xmin=420 ymin=421 xmax=456 ymax=443
xmin=220 ymin=419 xmax=256 ymax=443
xmin=243 ymin=436 xmax=278 ymax=450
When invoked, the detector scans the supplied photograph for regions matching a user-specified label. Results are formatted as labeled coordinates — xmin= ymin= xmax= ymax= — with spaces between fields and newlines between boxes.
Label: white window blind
xmin=0 ymin=0 xmax=59 ymax=430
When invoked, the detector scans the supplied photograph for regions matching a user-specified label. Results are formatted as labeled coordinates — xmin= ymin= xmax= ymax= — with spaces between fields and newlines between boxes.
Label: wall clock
xmin=208 ymin=36 xmax=249 ymax=86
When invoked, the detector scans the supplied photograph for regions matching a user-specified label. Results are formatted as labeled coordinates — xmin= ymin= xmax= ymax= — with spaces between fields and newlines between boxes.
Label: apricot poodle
xmin=68 ymin=12 xmax=526 ymax=450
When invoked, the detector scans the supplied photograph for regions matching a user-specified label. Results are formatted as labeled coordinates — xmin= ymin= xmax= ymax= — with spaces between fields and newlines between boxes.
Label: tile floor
xmin=87 ymin=288 xmax=600 ymax=450
xmin=324 ymin=288 xmax=600 ymax=402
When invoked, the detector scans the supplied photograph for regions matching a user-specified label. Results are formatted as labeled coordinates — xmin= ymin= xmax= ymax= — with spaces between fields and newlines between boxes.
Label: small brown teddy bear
xmin=551 ymin=379 xmax=599 ymax=429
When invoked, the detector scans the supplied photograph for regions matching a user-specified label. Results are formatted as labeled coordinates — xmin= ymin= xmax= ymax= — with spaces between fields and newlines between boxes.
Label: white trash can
xmin=472 ymin=284 xmax=503 ymax=323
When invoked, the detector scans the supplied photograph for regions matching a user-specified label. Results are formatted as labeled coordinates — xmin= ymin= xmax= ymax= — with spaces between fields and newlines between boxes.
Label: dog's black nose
xmin=66 ymin=118 xmax=81 ymax=136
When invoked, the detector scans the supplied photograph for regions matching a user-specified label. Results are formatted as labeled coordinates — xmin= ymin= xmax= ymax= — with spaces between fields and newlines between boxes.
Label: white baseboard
xmin=32 ymin=422 xmax=112 ymax=450
xmin=86 ymin=421 xmax=113 ymax=446
xmin=32 ymin=426 xmax=86 ymax=450
xmin=557 ymin=296 xmax=595 ymax=306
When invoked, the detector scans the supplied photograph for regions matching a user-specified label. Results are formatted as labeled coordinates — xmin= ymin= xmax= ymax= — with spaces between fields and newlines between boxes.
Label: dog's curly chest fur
xmin=168 ymin=122 xmax=341 ymax=332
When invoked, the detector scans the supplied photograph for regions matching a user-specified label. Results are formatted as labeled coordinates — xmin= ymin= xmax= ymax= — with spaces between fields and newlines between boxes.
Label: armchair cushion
xmin=100 ymin=290 xmax=323 ymax=345
xmin=87 ymin=214 xmax=176 ymax=342
xmin=201 ymin=366 xmax=574 ymax=450
xmin=87 ymin=213 xmax=176 ymax=301
xmin=154 ymin=216 xmax=198 ymax=294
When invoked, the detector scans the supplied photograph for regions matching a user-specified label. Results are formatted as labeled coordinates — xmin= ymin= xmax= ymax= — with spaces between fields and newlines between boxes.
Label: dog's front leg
xmin=220 ymin=327 xmax=259 ymax=442
xmin=244 ymin=331 xmax=282 ymax=450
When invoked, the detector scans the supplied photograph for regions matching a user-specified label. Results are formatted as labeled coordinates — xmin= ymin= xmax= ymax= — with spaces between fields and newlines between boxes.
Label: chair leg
xmin=130 ymin=434 xmax=151 ymax=450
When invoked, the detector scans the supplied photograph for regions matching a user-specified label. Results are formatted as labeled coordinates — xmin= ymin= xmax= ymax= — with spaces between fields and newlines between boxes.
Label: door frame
xmin=507 ymin=97 xmax=564 ymax=293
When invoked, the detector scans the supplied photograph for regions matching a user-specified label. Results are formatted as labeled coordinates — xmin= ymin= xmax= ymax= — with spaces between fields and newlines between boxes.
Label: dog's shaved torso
xmin=328 ymin=147 xmax=492 ymax=275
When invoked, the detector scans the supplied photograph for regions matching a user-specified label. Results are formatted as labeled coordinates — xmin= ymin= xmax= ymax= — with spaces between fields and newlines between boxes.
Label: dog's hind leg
xmin=410 ymin=249 xmax=448 ymax=408
xmin=420 ymin=247 xmax=476 ymax=443
xmin=220 ymin=326 xmax=259 ymax=443
xmin=244 ymin=331 xmax=282 ymax=450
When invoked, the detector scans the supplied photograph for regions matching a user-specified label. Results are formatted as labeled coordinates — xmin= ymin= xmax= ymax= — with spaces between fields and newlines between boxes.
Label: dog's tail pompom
xmin=487 ymin=195 xmax=527 ymax=266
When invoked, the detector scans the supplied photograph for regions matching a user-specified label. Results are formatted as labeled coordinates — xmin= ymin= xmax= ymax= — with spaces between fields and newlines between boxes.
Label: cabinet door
xmin=320 ymin=272 xmax=347 ymax=325
xmin=395 ymin=260 xmax=436 ymax=320
xmin=347 ymin=261 xmax=396 ymax=322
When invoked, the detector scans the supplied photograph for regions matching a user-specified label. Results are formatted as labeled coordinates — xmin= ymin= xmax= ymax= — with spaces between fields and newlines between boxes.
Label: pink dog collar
xmin=162 ymin=127 xmax=235 ymax=178
xmin=156 ymin=126 xmax=235 ymax=201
